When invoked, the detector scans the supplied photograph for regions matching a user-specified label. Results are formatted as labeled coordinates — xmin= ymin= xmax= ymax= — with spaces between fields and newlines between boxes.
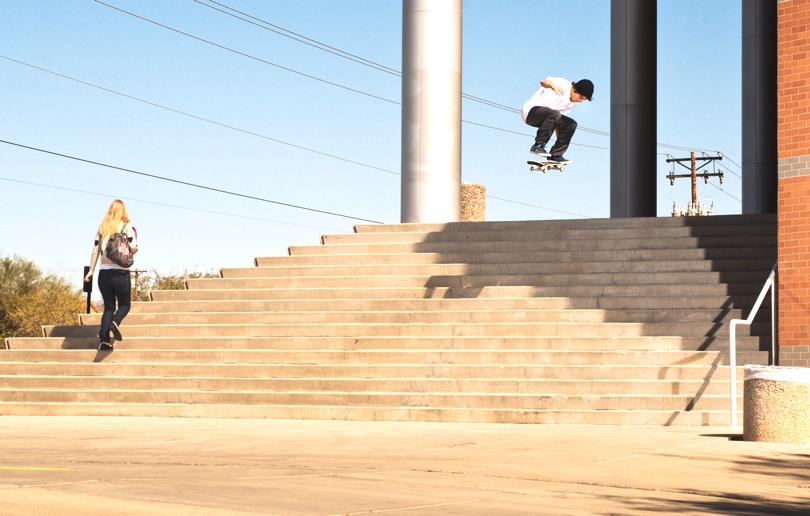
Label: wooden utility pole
xmin=666 ymin=152 xmax=724 ymax=205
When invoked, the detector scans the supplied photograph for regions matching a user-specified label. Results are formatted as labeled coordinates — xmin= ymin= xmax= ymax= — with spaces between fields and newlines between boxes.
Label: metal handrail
xmin=128 ymin=268 xmax=150 ymax=302
xmin=728 ymin=265 xmax=776 ymax=427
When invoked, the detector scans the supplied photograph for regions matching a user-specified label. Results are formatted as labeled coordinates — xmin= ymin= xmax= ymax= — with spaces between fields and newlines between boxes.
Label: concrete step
xmin=0 ymin=349 xmax=768 ymax=366
xmin=149 ymin=284 xmax=766 ymax=301
xmin=130 ymin=298 xmax=601 ymax=313
xmin=351 ymin=214 xmax=776 ymax=233
xmin=4 ymin=335 xmax=768 ymax=352
xmin=288 ymin=235 xmax=776 ymax=255
xmin=42 ymin=320 xmax=773 ymax=338
xmin=0 ymin=401 xmax=742 ymax=425
xmin=11 ymin=215 xmax=774 ymax=426
xmin=128 ymin=296 xmax=766 ymax=313
xmin=0 ymin=388 xmax=744 ymax=410
xmin=320 ymin=224 xmax=776 ymax=245
xmin=0 ymin=362 xmax=755 ymax=380
xmin=256 ymin=247 xmax=777 ymax=266
xmin=222 ymin=258 xmax=774 ymax=278
xmin=593 ymin=295 xmax=767 ymax=310
xmin=185 ymin=271 xmax=769 ymax=290
xmin=0 ymin=375 xmax=746 ymax=396
xmin=77 ymin=308 xmax=772 ymax=326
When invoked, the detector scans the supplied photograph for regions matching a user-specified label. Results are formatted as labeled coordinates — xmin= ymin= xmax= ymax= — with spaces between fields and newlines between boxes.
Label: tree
xmin=0 ymin=256 xmax=84 ymax=339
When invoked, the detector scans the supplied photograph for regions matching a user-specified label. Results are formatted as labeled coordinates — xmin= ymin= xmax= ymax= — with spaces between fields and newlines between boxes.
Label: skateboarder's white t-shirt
xmin=521 ymin=77 xmax=576 ymax=122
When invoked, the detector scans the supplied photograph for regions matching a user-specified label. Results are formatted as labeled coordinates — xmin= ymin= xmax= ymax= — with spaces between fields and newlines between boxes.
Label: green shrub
xmin=136 ymin=269 xmax=220 ymax=301
xmin=0 ymin=256 xmax=84 ymax=339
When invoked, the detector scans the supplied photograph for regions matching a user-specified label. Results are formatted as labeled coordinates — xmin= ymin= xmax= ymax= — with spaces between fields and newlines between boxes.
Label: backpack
xmin=103 ymin=225 xmax=135 ymax=268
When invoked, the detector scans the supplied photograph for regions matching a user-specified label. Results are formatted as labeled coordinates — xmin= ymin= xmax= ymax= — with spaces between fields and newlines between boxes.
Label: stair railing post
xmin=771 ymin=267 xmax=776 ymax=365
xmin=728 ymin=265 xmax=776 ymax=428
xmin=730 ymin=319 xmax=738 ymax=427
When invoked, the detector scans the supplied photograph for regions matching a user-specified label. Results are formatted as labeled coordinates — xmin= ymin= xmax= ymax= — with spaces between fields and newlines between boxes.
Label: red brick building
xmin=778 ymin=0 xmax=810 ymax=366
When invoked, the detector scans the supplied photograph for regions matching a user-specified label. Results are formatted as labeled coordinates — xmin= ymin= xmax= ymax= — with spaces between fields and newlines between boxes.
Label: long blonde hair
xmin=98 ymin=199 xmax=130 ymax=238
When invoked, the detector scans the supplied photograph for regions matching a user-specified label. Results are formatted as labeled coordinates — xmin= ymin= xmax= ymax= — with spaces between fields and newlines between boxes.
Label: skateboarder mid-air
xmin=522 ymin=77 xmax=594 ymax=165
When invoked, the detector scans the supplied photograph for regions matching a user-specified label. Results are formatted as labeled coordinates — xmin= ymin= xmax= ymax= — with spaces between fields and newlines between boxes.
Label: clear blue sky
xmin=0 ymin=0 xmax=742 ymax=290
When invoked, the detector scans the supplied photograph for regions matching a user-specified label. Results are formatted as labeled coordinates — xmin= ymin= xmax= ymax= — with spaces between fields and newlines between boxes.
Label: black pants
xmin=525 ymin=106 xmax=578 ymax=157
xmin=98 ymin=269 xmax=131 ymax=341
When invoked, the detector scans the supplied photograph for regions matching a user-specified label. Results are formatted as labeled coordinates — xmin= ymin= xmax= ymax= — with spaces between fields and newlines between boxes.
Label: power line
xmin=656 ymin=142 xmax=716 ymax=153
xmin=0 ymin=54 xmax=398 ymax=176
xmin=488 ymin=195 xmax=592 ymax=218
xmin=193 ymin=0 xmax=401 ymax=76
xmin=102 ymin=0 xmax=612 ymax=138
xmin=1 ymin=56 xmax=600 ymax=218
xmin=0 ymin=176 xmax=349 ymax=232
xmin=97 ymin=0 xmax=736 ymax=158
xmin=191 ymin=0 xmax=536 ymax=117
xmin=717 ymin=152 xmax=743 ymax=171
xmin=1 ymin=54 xmax=606 ymax=195
xmin=706 ymin=181 xmax=741 ymax=203
xmin=2 ymin=138 xmax=588 ymax=221
xmin=83 ymin=5 xmax=611 ymax=152
xmin=192 ymin=0 xmax=747 ymax=156
xmin=198 ymin=0 xmax=614 ymax=134
xmin=94 ymin=0 xmax=400 ymax=105
xmin=460 ymin=119 xmax=610 ymax=150
xmin=658 ymin=144 xmax=743 ymax=170
xmin=0 ymin=139 xmax=384 ymax=224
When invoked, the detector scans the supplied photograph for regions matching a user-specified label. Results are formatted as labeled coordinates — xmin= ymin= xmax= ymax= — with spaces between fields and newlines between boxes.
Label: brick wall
xmin=778 ymin=0 xmax=810 ymax=367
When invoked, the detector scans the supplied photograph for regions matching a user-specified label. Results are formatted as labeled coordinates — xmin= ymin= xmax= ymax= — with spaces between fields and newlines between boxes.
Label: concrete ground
xmin=0 ymin=417 xmax=807 ymax=515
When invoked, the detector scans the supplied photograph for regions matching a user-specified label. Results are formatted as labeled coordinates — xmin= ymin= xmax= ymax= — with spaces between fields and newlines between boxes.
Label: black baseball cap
xmin=573 ymin=79 xmax=594 ymax=100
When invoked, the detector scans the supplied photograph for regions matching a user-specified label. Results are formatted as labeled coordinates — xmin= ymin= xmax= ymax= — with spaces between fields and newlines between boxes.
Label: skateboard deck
xmin=528 ymin=160 xmax=569 ymax=174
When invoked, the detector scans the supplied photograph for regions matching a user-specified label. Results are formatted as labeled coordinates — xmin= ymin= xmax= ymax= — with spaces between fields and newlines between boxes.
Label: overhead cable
xmin=488 ymin=195 xmax=592 ymax=218
xmin=0 ymin=176 xmax=349 ymax=232
xmin=100 ymin=0 xmax=735 ymax=159
xmin=193 ymin=0 xmax=743 ymax=151
xmin=94 ymin=0 xmax=399 ymax=105
xmin=1 ymin=53 xmax=607 ymax=177
xmin=1 ymin=57 xmax=600 ymax=218
xmin=0 ymin=54 xmax=398 ymax=176
xmin=193 ymin=0 xmax=401 ymax=76
xmin=718 ymin=152 xmax=743 ymax=171
xmin=706 ymin=181 xmax=741 ymax=203
xmin=98 ymin=0 xmax=612 ymax=137
xmin=0 ymin=139 xmax=384 ymax=224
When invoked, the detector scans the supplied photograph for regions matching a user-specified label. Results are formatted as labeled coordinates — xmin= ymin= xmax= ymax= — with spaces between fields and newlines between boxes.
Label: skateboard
xmin=527 ymin=160 xmax=569 ymax=174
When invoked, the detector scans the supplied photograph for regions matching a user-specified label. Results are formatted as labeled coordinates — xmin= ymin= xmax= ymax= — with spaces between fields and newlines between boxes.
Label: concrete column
xmin=610 ymin=0 xmax=657 ymax=218
xmin=742 ymin=0 xmax=777 ymax=214
xmin=401 ymin=0 xmax=462 ymax=223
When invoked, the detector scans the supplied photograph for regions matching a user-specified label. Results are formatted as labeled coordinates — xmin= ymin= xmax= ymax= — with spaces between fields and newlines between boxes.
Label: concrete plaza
xmin=0 ymin=417 xmax=807 ymax=515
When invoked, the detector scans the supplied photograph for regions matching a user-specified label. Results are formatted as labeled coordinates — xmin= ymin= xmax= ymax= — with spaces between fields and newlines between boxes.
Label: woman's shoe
xmin=111 ymin=321 xmax=123 ymax=341
xmin=98 ymin=341 xmax=113 ymax=351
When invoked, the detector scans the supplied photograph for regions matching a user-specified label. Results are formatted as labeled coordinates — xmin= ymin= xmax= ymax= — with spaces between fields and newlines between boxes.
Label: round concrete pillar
xmin=743 ymin=365 xmax=810 ymax=444
xmin=401 ymin=0 xmax=462 ymax=223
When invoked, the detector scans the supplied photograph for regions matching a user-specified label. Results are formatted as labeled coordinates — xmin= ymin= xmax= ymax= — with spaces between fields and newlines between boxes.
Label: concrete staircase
xmin=1 ymin=214 xmax=776 ymax=425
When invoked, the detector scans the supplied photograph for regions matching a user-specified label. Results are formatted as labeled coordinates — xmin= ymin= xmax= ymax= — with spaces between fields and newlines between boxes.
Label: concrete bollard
xmin=461 ymin=183 xmax=486 ymax=222
xmin=743 ymin=365 xmax=810 ymax=444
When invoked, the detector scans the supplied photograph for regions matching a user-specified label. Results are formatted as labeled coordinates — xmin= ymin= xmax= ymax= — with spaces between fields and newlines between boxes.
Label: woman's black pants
xmin=97 ymin=269 xmax=131 ymax=342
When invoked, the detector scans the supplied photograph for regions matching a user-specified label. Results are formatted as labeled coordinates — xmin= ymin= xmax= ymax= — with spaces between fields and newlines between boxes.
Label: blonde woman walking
xmin=85 ymin=199 xmax=138 ymax=351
